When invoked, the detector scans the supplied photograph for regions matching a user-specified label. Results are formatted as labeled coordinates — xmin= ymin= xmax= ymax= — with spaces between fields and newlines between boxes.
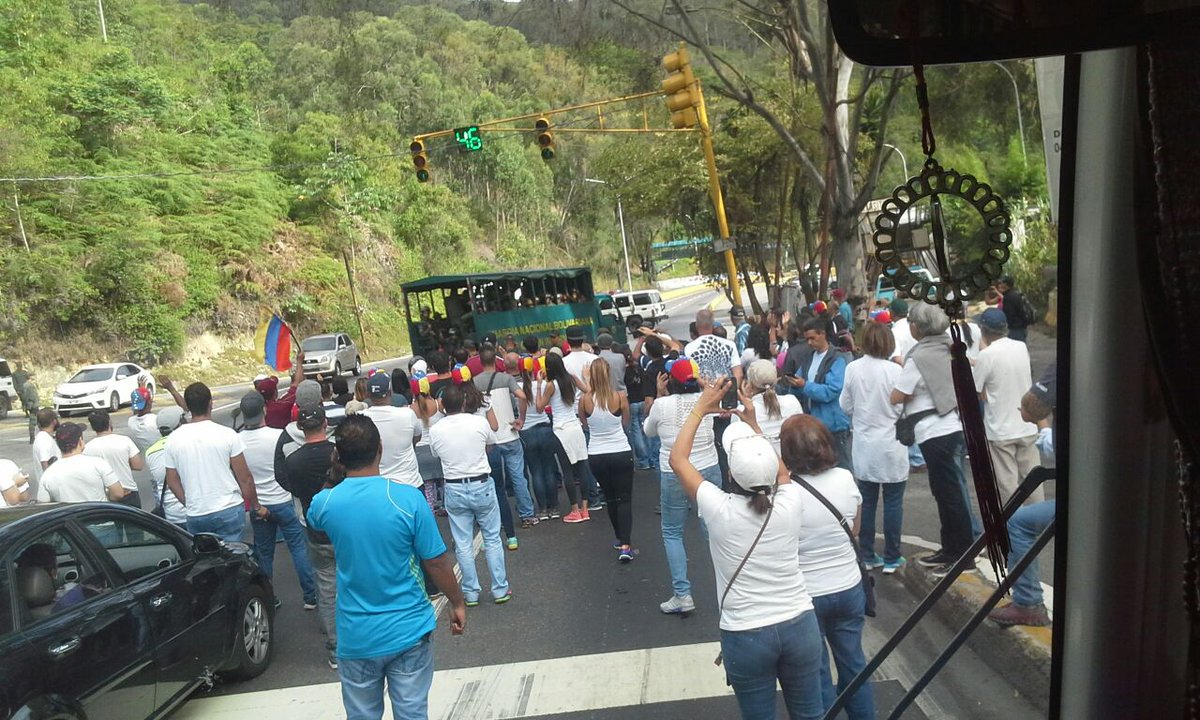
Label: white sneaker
xmin=659 ymin=594 xmax=695 ymax=614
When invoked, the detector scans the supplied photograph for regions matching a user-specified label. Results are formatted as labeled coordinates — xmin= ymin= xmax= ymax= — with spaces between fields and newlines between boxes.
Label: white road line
xmin=176 ymin=642 xmax=734 ymax=719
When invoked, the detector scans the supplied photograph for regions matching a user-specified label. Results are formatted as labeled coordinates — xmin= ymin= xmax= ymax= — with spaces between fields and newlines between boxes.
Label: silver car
xmin=301 ymin=333 xmax=361 ymax=377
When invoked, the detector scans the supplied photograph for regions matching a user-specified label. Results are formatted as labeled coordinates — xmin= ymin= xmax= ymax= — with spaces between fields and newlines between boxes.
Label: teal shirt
xmin=308 ymin=475 xmax=446 ymax=659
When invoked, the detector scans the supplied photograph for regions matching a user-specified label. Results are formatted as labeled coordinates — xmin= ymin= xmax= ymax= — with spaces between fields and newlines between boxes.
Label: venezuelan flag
xmin=255 ymin=314 xmax=294 ymax=372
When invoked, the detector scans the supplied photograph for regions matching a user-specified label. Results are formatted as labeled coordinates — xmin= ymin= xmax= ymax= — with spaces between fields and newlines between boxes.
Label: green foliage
xmin=1011 ymin=216 xmax=1057 ymax=315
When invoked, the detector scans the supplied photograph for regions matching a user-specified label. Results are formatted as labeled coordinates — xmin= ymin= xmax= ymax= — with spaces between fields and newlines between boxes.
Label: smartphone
xmin=721 ymin=383 xmax=739 ymax=410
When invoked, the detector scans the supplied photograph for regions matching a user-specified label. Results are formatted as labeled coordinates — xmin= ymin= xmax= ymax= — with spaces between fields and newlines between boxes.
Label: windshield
xmin=68 ymin=367 xmax=114 ymax=383
xmin=302 ymin=337 xmax=336 ymax=352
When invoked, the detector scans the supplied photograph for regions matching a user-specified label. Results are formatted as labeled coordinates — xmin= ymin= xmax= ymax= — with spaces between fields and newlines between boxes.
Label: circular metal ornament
xmin=871 ymin=162 xmax=1012 ymax=312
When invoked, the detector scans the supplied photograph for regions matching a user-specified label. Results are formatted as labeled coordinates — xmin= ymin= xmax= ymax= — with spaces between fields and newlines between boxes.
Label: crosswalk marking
xmin=175 ymin=641 xmax=734 ymax=719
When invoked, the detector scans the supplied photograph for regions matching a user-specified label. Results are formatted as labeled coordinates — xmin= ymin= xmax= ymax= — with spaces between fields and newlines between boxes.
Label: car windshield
xmin=302 ymin=337 xmax=336 ymax=352
xmin=68 ymin=367 xmax=114 ymax=383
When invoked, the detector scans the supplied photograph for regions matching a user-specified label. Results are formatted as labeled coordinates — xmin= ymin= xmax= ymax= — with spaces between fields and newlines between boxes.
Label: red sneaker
xmin=581 ymin=508 xmax=592 ymax=522
xmin=562 ymin=509 xmax=586 ymax=523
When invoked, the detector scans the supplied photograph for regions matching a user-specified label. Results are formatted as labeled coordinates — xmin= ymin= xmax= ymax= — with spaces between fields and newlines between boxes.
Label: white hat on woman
xmin=722 ymin=421 xmax=779 ymax=493
xmin=746 ymin=359 xmax=779 ymax=390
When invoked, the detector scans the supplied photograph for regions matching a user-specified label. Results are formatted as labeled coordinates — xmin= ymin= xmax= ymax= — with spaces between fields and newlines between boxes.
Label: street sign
xmin=453 ymin=126 xmax=483 ymax=152
xmin=712 ymin=237 xmax=736 ymax=253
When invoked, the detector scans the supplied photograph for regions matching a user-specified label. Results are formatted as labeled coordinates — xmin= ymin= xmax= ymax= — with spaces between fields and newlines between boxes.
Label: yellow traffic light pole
xmin=661 ymin=43 xmax=742 ymax=307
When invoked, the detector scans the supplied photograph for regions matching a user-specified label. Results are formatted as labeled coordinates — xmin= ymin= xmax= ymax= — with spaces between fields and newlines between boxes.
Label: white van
xmin=612 ymin=290 xmax=668 ymax=327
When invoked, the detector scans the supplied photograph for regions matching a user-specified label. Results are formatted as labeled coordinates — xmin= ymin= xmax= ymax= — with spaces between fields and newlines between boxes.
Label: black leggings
xmin=550 ymin=433 xmax=595 ymax=506
xmin=590 ymin=451 xmax=635 ymax=545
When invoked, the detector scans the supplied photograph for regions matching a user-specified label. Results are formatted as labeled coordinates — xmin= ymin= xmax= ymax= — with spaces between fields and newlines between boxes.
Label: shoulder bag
xmin=790 ymin=473 xmax=877 ymax=617
xmin=713 ymin=498 xmax=776 ymax=667
xmin=894 ymin=407 xmax=937 ymax=447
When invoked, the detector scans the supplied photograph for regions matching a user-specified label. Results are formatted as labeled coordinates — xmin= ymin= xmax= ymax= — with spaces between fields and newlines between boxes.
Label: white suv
xmin=301 ymin=333 xmax=361 ymax=377
xmin=612 ymin=290 xmax=668 ymax=328
xmin=0 ymin=358 xmax=15 ymax=419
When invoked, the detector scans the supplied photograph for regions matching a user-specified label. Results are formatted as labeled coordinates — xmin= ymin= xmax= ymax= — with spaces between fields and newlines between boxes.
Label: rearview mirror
xmin=193 ymin=533 xmax=223 ymax=555
xmin=830 ymin=0 xmax=1200 ymax=65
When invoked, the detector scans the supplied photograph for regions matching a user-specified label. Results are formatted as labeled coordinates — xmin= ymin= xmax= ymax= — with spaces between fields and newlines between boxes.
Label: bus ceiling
xmin=829 ymin=0 xmax=1200 ymax=65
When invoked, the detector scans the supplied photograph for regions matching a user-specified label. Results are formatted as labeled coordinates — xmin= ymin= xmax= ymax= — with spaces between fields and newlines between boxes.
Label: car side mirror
xmin=193 ymin=533 xmax=223 ymax=555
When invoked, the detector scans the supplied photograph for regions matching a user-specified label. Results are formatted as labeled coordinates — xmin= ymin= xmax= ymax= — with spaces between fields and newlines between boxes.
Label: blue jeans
xmin=251 ymin=500 xmax=316 ymax=604
xmin=490 ymin=439 xmax=534 ymax=520
xmin=659 ymin=464 xmax=722 ymax=598
xmin=627 ymin=401 xmax=652 ymax=468
xmin=858 ymin=481 xmax=906 ymax=563
xmin=187 ymin=504 xmax=247 ymax=544
xmin=908 ymin=443 xmax=925 ymax=468
xmin=720 ymin=611 xmax=825 ymax=720
xmin=1009 ymin=500 xmax=1055 ymax=607
xmin=521 ymin=424 xmax=561 ymax=513
xmin=444 ymin=479 xmax=509 ymax=602
xmin=812 ymin=584 xmax=876 ymax=720
xmin=339 ymin=634 xmax=433 ymax=720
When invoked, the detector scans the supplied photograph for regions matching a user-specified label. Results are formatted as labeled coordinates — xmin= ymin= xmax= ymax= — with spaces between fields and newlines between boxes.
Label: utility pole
xmin=12 ymin=189 xmax=30 ymax=252
xmin=584 ymin=178 xmax=635 ymax=292
xmin=97 ymin=0 xmax=108 ymax=42
xmin=342 ymin=248 xmax=368 ymax=357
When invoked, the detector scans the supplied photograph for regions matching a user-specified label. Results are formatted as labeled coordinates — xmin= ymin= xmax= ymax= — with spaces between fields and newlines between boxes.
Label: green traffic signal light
xmin=541 ymin=147 xmax=555 ymax=161
xmin=416 ymin=169 xmax=430 ymax=183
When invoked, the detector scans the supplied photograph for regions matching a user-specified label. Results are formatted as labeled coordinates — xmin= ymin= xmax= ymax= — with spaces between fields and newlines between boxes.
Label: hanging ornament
xmin=872 ymin=63 xmax=1013 ymax=580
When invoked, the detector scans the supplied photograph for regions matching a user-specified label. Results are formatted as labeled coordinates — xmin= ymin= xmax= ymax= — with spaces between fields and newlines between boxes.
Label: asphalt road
xmin=2 ymin=289 xmax=1054 ymax=718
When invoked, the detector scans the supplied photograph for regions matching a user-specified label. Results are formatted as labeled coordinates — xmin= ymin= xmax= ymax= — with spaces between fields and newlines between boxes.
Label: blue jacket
xmin=781 ymin=344 xmax=851 ymax=433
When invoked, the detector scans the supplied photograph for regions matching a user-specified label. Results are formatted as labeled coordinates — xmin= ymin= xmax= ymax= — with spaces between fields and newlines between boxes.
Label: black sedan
xmin=0 ymin=503 xmax=275 ymax=720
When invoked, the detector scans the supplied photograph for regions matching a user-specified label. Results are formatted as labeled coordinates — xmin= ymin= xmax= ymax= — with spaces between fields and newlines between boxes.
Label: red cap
xmin=669 ymin=357 xmax=700 ymax=385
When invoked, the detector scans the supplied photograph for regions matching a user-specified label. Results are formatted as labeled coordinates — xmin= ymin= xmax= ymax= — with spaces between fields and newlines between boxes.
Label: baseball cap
xmin=730 ymin=306 xmax=746 ymax=320
xmin=565 ymin=325 xmax=586 ymax=342
xmin=297 ymin=405 xmax=326 ymax=431
xmin=871 ymin=309 xmax=893 ymax=324
xmin=408 ymin=356 xmax=427 ymax=375
xmin=668 ymin=357 xmax=699 ymax=385
xmin=596 ymin=333 xmax=614 ymax=349
xmin=410 ymin=373 xmax=430 ymax=396
xmin=240 ymin=392 xmax=266 ymax=426
xmin=295 ymin=379 xmax=323 ymax=411
xmin=130 ymin=387 xmax=151 ymax=412
xmin=1030 ymin=364 xmax=1057 ymax=410
xmin=521 ymin=356 xmax=543 ymax=375
xmin=54 ymin=422 xmax=85 ymax=454
xmin=812 ymin=300 xmax=828 ymax=315
xmin=831 ymin=288 xmax=846 ymax=301
xmin=979 ymin=308 xmax=1008 ymax=332
xmin=721 ymin=422 xmax=779 ymax=493
xmin=367 ymin=372 xmax=391 ymax=397
xmin=548 ymin=346 xmax=563 ymax=357
xmin=157 ymin=406 xmax=185 ymax=434
xmin=451 ymin=365 xmax=473 ymax=385
xmin=746 ymin=359 xmax=779 ymax=390
xmin=889 ymin=298 xmax=909 ymax=317
xmin=254 ymin=376 xmax=279 ymax=397
xmin=481 ymin=332 xmax=497 ymax=346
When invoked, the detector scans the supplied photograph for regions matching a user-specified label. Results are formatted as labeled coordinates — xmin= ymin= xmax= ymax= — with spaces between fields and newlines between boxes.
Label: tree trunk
xmin=830 ymin=212 xmax=868 ymax=300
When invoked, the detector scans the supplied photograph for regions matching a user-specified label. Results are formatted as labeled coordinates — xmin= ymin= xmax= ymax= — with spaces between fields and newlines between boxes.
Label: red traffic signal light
xmin=410 ymin=139 xmax=429 ymax=182
xmin=534 ymin=117 xmax=555 ymax=161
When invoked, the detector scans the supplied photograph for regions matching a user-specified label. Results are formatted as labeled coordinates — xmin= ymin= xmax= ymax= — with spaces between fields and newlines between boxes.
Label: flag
xmin=256 ymin=314 xmax=294 ymax=372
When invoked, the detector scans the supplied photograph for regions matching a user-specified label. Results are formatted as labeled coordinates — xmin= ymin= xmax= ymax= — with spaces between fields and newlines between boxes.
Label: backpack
xmin=1020 ymin=294 xmax=1037 ymax=326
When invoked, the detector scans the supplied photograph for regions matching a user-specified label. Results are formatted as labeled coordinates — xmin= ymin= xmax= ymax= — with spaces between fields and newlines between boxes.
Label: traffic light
xmin=409 ymin=139 xmax=430 ymax=182
xmin=534 ymin=117 xmax=555 ymax=161
xmin=661 ymin=44 xmax=700 ymax=129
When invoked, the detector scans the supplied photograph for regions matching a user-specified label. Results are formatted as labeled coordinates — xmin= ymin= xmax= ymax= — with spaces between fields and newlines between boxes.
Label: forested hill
xmin=0 ymin=0 xmax=663 ymax=364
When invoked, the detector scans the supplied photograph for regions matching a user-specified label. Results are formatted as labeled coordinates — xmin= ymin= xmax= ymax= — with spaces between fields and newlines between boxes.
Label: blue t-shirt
xmin=307 ymin=475 xmax=446 ymax=659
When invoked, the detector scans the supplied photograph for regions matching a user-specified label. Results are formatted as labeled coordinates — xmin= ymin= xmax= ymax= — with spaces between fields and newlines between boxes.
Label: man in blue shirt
xmin=781 ymin=317 xmax=852 ymax=471
xmin=730 ymin=306 xmax=751 ymax=356
xmin=308 ymin=415 xmax=466 ymax=720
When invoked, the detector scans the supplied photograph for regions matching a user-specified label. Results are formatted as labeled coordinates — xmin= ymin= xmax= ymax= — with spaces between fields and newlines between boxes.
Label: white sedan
xmin=53 ymin=363 xmax=155 ymax=417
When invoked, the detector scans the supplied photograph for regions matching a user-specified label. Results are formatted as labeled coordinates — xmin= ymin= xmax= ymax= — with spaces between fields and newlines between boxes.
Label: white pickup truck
xmin=0 ymin=358 xmax=16 ymax=419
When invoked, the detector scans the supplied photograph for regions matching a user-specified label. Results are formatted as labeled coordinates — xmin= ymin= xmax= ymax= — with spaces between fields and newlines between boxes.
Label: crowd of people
xmin=0 ymin=271 xmax=1053 ymax=720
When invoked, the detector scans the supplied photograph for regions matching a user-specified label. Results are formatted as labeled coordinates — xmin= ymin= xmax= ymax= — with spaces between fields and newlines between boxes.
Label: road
xmin=1 ymin=288 xmax=1051 ymax=719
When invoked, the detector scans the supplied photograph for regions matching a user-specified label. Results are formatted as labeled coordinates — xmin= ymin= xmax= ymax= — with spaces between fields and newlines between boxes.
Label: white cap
xmin=722 ymin=422 xmax=779 ymax=492
xmin=410 ymin=359 xmax=428 ymax=375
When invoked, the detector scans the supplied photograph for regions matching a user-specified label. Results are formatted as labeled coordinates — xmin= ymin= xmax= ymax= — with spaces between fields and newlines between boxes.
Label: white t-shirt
xmin=486 ymin=387 xmax=519 ymax=444
xmin=127 ymin=413 xmax=160 ymax=452
xmin=147 ymin=439 xmax=187 ymax=525
xmin=894 ymin=359 xmax=961 ymax=445
xmin=948 ymin=321 xmax=983 ymax=363
xmin=643 ymin=394 xmax=718 ymax=470
xmin=163 ymin=420 xmax=247 ymax=517
xmin=840 ymin=356 xmax=908 ymax=483
xmin=429 ymin=413 xmax=492 ymax=479
xmin=891 ymin=318 xmax=917 ymax=362
xmin=730 ymin=393 xmax=804 ymax=455
xmin=696 ymin=482 xmax=814 ymax=631
xmin=362 ymin=405 xmax=423 ymax=487
xmin=973 ymin=337 xmax=1037 ymax=442
xmin=562 ymin=350 xmax=597 ymax=384
xmin=685 ymin=334 xmax=739 ymax=380
xmin=83 ymin=433 xmax=141 ymax=491
xmin=795 ymin=467 xmax=863 ymax=597
xmin=239 ymin=426 xmax=292 ymax=506
xmin=31 ymin=430 xmax=61 ymax=483
xmin=0 ymin=459 xmax=25 ymax=507
xmin=38 ymin=454 xmax=121 ymax=503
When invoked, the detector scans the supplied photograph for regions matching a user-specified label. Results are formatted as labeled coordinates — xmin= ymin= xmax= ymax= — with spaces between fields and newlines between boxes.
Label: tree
xmin=615 ymin=0 xmax=907 ymax=300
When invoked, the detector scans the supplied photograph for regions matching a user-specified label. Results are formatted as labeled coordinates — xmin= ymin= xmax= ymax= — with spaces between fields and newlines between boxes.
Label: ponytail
xmin=749 ymin=492 xmax=773 ymax=515
xmin=761 ymin=385 xmax=781 ymax=420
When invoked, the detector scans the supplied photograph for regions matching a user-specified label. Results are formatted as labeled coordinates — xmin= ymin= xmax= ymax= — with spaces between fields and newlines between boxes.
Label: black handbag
xmin=791 ymin=473 xmax=877 ymax=618
xmin=894 ymin=408 xmax=937 ymax=447
xmin=150 ymin=478 xmax=168 ymax=518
